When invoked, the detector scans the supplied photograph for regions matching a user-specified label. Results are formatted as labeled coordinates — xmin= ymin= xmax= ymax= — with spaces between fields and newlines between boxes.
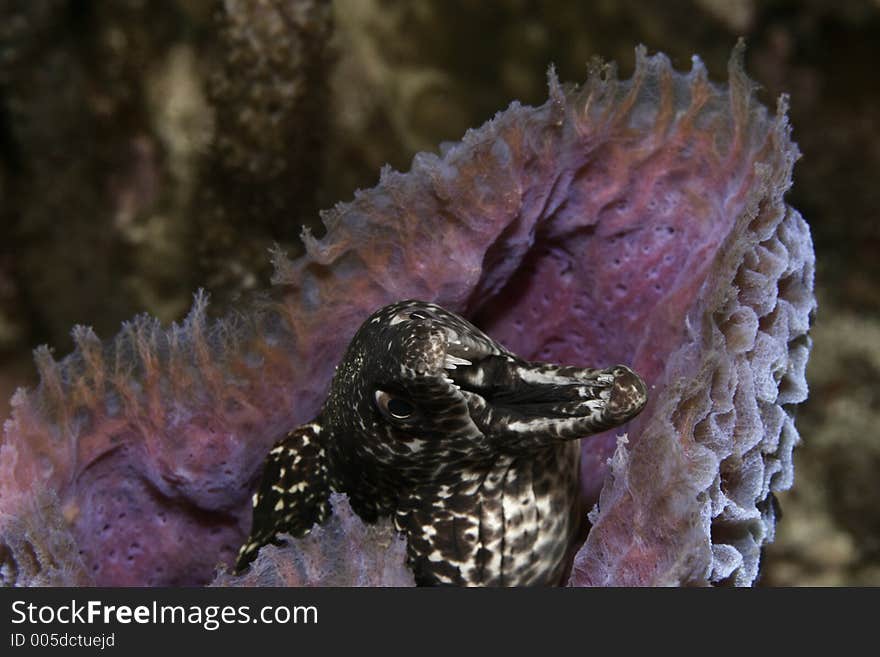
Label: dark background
xmin=1 ymin=0 xmax=877 ymax=585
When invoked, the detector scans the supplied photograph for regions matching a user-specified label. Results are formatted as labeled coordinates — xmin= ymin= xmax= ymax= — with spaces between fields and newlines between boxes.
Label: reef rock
xmin=0 ymin=42 xmax=813 ymax=587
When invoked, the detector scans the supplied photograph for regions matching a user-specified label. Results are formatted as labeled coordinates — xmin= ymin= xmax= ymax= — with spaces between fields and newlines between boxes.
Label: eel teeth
xmin=444 ymin=354 xmax=472 ymax=369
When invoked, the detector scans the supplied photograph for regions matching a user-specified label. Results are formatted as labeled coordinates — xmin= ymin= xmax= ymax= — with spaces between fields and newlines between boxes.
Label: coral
xmin=0 ymin=491 xmax=91 ymax=586
xmin=0 ymin=1 xmax=337 ymax=350
xmin=568 ymin=132 xmax=814 ymax=585
xmin=762 ymin=302 xmax=880 ymax=585
xmin=213 ymin=494 xmax=413 ymax=587
xmin=325 ymin=0 xmax=746 ymax=200
xmin=0 ymin=1 xmax=194 ymax=348
xmin=195 ymin=0 xmax=335 ymax=299
xmin=0 ymin=42 xmax=813 ymax=586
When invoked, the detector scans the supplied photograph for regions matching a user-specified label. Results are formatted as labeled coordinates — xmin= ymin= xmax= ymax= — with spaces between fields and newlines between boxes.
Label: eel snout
xmin=382 ymin=301 xmax=647 ymax=451
xmin=605 ymin=365 xmax=648 ymax=423
xmin=438 ymin=345 xmax=647 ymax=450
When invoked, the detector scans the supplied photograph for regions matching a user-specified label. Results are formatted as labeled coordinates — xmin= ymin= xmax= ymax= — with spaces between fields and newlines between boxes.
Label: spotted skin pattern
xmin=235 ymin=423 xmax=331 ymax=567
xmin=236 ymin=300 xmax=647 ymax=585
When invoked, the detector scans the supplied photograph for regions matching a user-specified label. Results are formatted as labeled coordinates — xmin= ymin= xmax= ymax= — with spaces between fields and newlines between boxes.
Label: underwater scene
xmin=0 ymin=1 xmax=877 ymax=587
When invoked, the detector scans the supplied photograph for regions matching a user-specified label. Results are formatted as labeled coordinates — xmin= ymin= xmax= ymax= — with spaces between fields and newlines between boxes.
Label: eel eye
xmin=375 ymin=390 xmax=417 ymax=421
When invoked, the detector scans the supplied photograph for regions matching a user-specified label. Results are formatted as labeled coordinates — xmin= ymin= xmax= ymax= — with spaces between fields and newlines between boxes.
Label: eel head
xmin=325 ymin=299 xmax=647 ymax=471
xmin=236 ymin=299 xmax=647 ymax=573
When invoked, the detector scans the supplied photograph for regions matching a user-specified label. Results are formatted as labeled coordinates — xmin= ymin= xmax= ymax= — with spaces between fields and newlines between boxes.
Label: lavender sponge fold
xmin=213 ymin=494 xmax=414 ymax=587
xmin=0 ymin=41 xmax=814 ymax=586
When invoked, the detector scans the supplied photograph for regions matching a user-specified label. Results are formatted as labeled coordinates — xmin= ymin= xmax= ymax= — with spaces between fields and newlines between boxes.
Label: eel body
xmin=236 ymin=300 xmax=647 ymax=585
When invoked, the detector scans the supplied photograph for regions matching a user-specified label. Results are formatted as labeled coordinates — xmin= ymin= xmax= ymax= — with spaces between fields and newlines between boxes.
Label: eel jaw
xmin=440 ymin=345 xmax=648 ymax=451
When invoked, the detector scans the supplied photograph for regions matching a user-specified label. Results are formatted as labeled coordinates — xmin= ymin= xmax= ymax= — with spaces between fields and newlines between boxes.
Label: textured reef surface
xmin=0 ymin=42 xmax=814 ymax=586
xmin=214 ymin=494 xmax=413 ymax=587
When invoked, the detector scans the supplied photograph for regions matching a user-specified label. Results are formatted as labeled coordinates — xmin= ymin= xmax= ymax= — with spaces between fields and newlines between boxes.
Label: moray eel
xmin=236 ymin=300 xmax=647 ymax=585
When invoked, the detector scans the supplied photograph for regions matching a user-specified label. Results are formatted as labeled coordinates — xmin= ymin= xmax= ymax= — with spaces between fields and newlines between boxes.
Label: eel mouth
xmin=436 ymin=327 xmax=647 ymax=448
